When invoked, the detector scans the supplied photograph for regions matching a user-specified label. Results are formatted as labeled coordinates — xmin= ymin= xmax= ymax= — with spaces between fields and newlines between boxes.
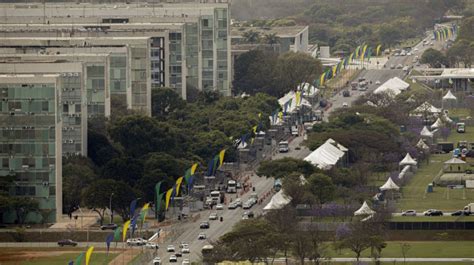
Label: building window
xmin=203 ymin=19 xmax=209 ymax=27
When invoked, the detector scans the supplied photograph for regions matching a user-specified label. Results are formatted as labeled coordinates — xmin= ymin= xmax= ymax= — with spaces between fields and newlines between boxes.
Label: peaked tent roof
xmin=278 ymin=91 xmax=311 ymax=114
xmin=443 ymin=114 xmax=454 ymax=124
xmin=304 ymin=138 xmax=346 ymax=170
xmin=416 ymin=139 xmax=430 ymax=150
xmin=380 ymin=177 xmax=400 ymax=191
xmin=263 ymin=190 xmax=292 ymax=210
xmin=297 ymin=82 xmax=319 ymax=97
xmin=374 ymin=77 xmax=410 ymax=97
xmin=444 ymin=157 xmax=467 ymax=165
xmin=413 ymin=102 xmax=442 ymax=114
xmin=420 ymin=126 xmax=434 ymax=137
xmin=442 ymin=90 xmax=457 ymax=100
xmin=354 ymin=201 xmax=376 ymax=216
xmin=399 ymin=153 xmax=417 ymax=166
xmin=431 ymin=118 xmax=444 ymax=129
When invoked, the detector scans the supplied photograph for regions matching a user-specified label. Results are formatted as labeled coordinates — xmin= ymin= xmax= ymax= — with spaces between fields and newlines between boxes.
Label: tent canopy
xmin=413 ymin=102 xmax=442 ymax=114
xmin=399 ymin=153 xmax=417 ymax=166
xmin=373 ymin=77 xmax=410 ymax=97
xmin=263 ymin=190 xmax=291 ymax=210
xmin=416 ymin=139 xmax=430 ymax=150
xmin=298 ymin=82 xmax=319 ymax=97
xmin=420 ymin=126 xmax=434 ymax=137
xmin=278 ymin=91 xmax=311 ymax=114
xmin=380 ymin=177 xmax=400 ymax=191
xmin=431 ymin=118 xmax=443 ymax=129
xmin=442 ymin=90 xmax=457 ymax=101
xmin=444 ymin=157 xmax=467 ymax=165
xmin=354 ymin=201 xmax=376 ymax=216
xmin=304 ymin=138 xmax=347 ymax=170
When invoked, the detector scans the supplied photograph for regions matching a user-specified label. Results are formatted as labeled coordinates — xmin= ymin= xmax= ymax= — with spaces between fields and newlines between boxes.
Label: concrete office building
xmin=0 ymin=62 xmax=88 ymax=157
xmin=0 ymin=2 xmax=232 ymax=107
xmin=0 ymin=74 xmax=62 ymax=223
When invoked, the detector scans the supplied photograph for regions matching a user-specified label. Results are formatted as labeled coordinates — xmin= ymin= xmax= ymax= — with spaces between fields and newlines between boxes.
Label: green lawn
xmin=391 ymin=215 xmax=474 ymax=222
xmin=2 ymin=252 xmax=116 ymax=265
xmin=445 ymin=125 xmax=474 ymax=144
xmin=328 ymin=241 xmax=474 ymax=258
xmin=448 ymin=108 xmax=471 ymax=120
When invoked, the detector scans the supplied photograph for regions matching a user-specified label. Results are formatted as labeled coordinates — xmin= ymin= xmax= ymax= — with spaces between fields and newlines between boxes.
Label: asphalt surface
xmin=153 ymin=136 xmax=310 ymax=263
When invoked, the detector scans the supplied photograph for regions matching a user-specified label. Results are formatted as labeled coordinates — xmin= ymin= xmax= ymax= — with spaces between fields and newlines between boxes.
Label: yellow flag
xmin=175 ymin=177 xmax=184 ymax=196
xmin=165 ymin=188 xmax=173 ymax=210
xmin=332 ymin=65 xmax=337 ymax=77
xmin=252 ymin=125 xmax=257 ymax=134
xmin=219 ymin=149 xmax=226 ymax=166
xmin=258 ymin=112 xmax=262 ymax=118
xmin=122 ymin=220 xmax=131 ymax=241
xmin=295 ymin=91 xmax=301 ymax=106
xmin=278 ymin=111 xmax=283 ymax=120
xmin=142 ymin=203 xmax=150 ymax=211
xmin=191 ymin=163 xmax=198 ymax=175
xmin=320 ymin=73 xmax=325 ymax=86
xmin=85 ymin=246 xmax=94 ymax=265
xmin=376 ymin=44 xmax=382 ymax=56
xmin=361 ymin=45 xmax=368 ymax=61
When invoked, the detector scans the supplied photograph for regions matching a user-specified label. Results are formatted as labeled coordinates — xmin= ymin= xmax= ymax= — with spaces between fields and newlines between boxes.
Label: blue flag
xmin=105 ymin=233 xmax=114 ymax=255
xmin=130 ymin=199 xmax=138 ymax=219
xmin=68 ymin=261 xmax=74 ymax=265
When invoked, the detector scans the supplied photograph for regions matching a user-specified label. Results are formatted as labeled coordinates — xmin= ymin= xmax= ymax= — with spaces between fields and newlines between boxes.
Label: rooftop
xmin=231 ymin=26 xmax=308 ymax=38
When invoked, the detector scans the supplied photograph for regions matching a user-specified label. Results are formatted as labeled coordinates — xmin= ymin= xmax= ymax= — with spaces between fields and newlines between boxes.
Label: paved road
xmin=153 ymin=136 xmax=310 ymax=263
xmin=273 ymin=257 xmax=474 ymax=263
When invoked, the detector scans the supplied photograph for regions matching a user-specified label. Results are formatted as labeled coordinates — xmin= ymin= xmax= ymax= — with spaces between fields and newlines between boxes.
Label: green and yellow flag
xmin=219 ymin=149 xmax=226 ymax=166
xmin=85 ymin=246 xmax=94 ymax=265
xmin=376 ymin=44 xmax=382 ymax=56
xmin=165 ymin=188 xmax=173 ymax=210
xmin=175 ymin=177 xmax=184 ymax=196
xmin=360 ymin=45 xmax=368 ymax=61
xmin=191 ymin=163 xmax=198 ymax=175
xmin=295 ymin=91 xmax=301 ymax=105
xmin=319 ymin=72 xmax=326 ymax=86
xmin=75 ymin=252 xmax=84 ymax=265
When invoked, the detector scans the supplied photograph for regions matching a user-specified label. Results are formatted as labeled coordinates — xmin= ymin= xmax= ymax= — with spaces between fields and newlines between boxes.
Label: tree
xmin=151 ymin=88 xmax=186 ymax=119
xmin=257 ymin=157 xmax=316 ymax=179
xmin=265 ymin=206 xmax=298 ymax=264
xmin=263 ymin=33 xmax=280 ymax=46
xmin=400 ymin=243 xmax=411 ymax=264
xmin=420 ymin=48 xmax=448 ymax=68
xmin=101 ymin=156 xmax=144 ymax=185
xmin=10 ymin=197 xmax=39 ymax=225
xmin=378 ymin=23 xmax=403 ymax=47
xmin=87 ymin=129 xmax=121 ymax=167
xmin=307 ymin=173 xmax=336 ymax=206
xmin=62 ymin=159 xmax=96 ymax=214
xmin=242 ymin=30 xmax=260 ymax=43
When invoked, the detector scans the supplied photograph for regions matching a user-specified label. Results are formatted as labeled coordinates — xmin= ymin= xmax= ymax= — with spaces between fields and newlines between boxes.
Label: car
xmin=169 ymin=255 xmax=178 ymax=263
xmin=407 ymin=52 xmax=412 ymax=56
xmin=167 ymin=245 xmax=176 ymax=252
xmin=209 ymin=212 xmax=218 ymax=220
xmin=451 ymin=210 xmax=470 ymax=216
xmin=424 ymin=209 xmax=443 ymax=216
xmin=228 ymin=203 xmax=237 ymax=209
xmin=243 ymin=202 xmax=252 ymax=209
xmin=375 ymin=80 xmax=381 ymax=85
xmin=146 ymin=242 xmax=159 ymax=249
xmin=234 ymin=198 xmax=242 ymax=207
xmin=342 ymin=90 xmax=350 ymax=97
xmin=198 ymin=233 xmax=207 ymax=240
xmin=152 ymin=257 xmax=162 ymax=265
xmin=176 ymin=252 xmax=183 ymax=257
xmin=401 ymin=210 xmax=417 ymax=216
xmin=182 ymin=259 xmax=190 ymax=265
xmin=100 ymin=223 xmax=118 ymax=230
xmin=58 ymin=239 xmax=78 ymax=247
xmin=242 ymin=215 xmax=249 ymax=220
xmin=200 ymin=221 xmax=210 ymax=229
xmin=182 ymin=246 xmax=190 ymax=254
xmin=179 ymin=243 xmax=188 ymax=249
xmin=215 ymin=204 xmax=224 ymax=210
xmin=243 ymin=211 xmax=254 ymax=218
xmin=342 ymin=102 xmax=349 ymax=108
xmin=390 ymin=64 xmax=395 ymax=69
xmin=396 ymin=64 xmax=403 ymax=69
xmin=394 ymin=52 xmax=400 ymax=56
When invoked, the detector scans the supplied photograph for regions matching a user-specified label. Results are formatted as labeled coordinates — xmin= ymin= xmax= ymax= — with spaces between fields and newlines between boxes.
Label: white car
xmin=242 ymin=202 xmax=251 ymax=209
xmin=127 ymin=238 xmax=147 ymax=246
xmin=234 ymin=198 xmax=242 ymax=207
xmin=182 ymin=246 xmax=190 ymax=254
xmin=209 ymin=212 xmax=218 ymax=220
xmin=198 ymin=233 xmax=207 ymax=240
xmin=179 ymin=243 xmax=189 ymax=249
xmin=228 ymin=203 xmax=237 ymax=209
xmin=242 ymin=215 xmax=249 ymax=220
xmin=146 ymin=242 xmax=159 ymax=249
xmin=375 ymin=80 xmax=381 ymax=85
xmin=152 ymin=257 xmax=161 ymax=265
xmin=167 ymin=245 xmax=176 ymax=252
xmin=182 ymin=259 xmax=190 ymax=265
xmin=169 ymin=255 xmax=178 ymax=263
xmin=342 ymin=102 xmax=349 ymax=108
xmin=401 ymin=210 xmax=417 ymax=216
xmin=215 ymin=204 xmax=224 ymax=210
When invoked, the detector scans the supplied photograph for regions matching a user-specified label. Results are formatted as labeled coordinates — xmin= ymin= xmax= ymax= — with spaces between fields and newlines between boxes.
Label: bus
xmin=278 ymin=141 xmax=289 ymax=153
xmin=210 ymin=191 xmax=221 ymax=203
xmin=227 ymin=179 xmax=237 ymax=193
xmin=202 ymin=245 xmax=214 ymax=264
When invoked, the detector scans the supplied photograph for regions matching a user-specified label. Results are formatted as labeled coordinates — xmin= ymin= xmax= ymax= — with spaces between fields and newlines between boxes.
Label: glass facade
xmin=61 ymin=73 xmax=83 ymax=156
xmin=151 ymin=37 xmax=165 ymax=90
xmin=86 ymin=65 xmax=106 ymax=117
xmin=169 ymin=32 xmax=183 ymax=95
xmin=130 ymin=47 xmax=148 ymax=111
xmin=0 ymin=80 xmax=60 ymax=223
xmin=185 ymin=23 xmax=199 ymax=91
xmin=109 ymin=55 xmax=127 ymax=95
xmin=215 ymin=8 xmax=229 ymax=94
xmin=201 ymin=15 xmax=214 ymax=91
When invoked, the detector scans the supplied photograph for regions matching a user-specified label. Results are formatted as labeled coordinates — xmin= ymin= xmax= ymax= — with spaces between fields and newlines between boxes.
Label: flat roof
xmin=0 ymin=62 xmax=83 ymax=73
xmin=0 ymin=74 xmax=60 ymax=83
xmin=231 ymin=26 xmax=308 ymax=38
xmin=412 ymin=68 xmax=474 ymax=80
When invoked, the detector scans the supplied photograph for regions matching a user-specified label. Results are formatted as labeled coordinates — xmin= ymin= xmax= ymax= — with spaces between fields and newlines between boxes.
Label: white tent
xmin=443 ymin=114 xmax=454 ymax=124
xmin=399 ymin=153 xmax=417 ymax=166
xmin=398 ymin=165 xmax=411 ymax=179
xmin=304 ymin=138 xmax=347 ymax=170
xmin=416 ymin=139 xmax=430 ymax=150
xmin=380 ymin=177 xmax=400 ymax=191
xmin=354 ymin=201 xmax=376 ymax=216
xmin=405 ymin=95 xmax=416 ymax=103
xmin=373 ymin=77 xmax=410 ymax=97
xmin=263 ymin=190 xmax=292 ymax=210
xmin=431 ymin=118 xmax=444 ymax=130
xmin=444 ymin=157 xmax=467 ymax=165
xmin=412 ymin=102 xmax=442 ymax=115
xmin=420 ymin=126 xmax=434 ymax=138
xmin=278 ymin=91 xmax=311 ymax=114
xmin=298 ymin=82 xmax=319 ymax=97
xmin=442 ymin=90 xmax=457 ymax=101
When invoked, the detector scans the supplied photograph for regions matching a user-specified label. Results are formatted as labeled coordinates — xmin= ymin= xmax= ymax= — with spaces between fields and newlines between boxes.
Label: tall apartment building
xmin=0 ymin=2 xmax=232 ymax=116
xmin=0 ymin=74 xmax=62 ymax=223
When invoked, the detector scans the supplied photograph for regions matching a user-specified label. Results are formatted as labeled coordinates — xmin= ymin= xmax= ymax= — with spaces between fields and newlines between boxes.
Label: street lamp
xmin=109 ymin=192 xmax=114 ymax=224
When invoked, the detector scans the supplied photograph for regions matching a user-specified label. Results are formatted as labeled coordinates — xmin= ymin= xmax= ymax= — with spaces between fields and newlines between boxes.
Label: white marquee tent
xmin=298 ymin=82 xmax=319 ymax=97
xmin=263 ymin=190 xmax=292 ymax=210
xmin=304 ymin=138 xmax=347 ymax=170
xmin=431 ymin=118 xmax=444 ymax=130
xmin=412 ymin=102 xmax=442 ymax=116
xmin=278 ymin=91 xmax=311 ymax=114
xmin=399 ymin=153 xmax=417 ymax=166
xmin=416 ymin=139 xmax=430 ymax=150
xmin=354 ymin=201 xmax=376 ymax=216
xmin=442 ymin=90 xmax=457 ymax=101
xmin=373 ymin=77 xmax=410 ymax=97
xmin=380 ymin=177 xmax=400 ymax=191
xmin=420 ymin=126 xmax=434 ymax=138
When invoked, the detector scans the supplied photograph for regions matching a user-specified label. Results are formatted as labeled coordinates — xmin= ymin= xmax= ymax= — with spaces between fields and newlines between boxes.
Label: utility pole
xmin=109 ymin=192 xmax=114 ymax=224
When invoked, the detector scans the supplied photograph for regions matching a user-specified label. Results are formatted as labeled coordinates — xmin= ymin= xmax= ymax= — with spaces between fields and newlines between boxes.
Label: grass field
xmin=390 ymin=215 xmax=474 ymax=222
xmin=0 ymin=249 xmax=117 ymax=265
xmin=328 ymin=241 xmax=474 ymax=258
xmin=445 ymin=125 xmax=474 ymax=144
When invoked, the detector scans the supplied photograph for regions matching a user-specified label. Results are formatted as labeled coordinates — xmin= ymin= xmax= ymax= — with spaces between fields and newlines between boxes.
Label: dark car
xmin=425 ymin=210 xmax=443 ymax=216
xmin=451 ymin=210 xmax=471 ymax=216
xmin=342 ymin=90 xmax=350 ymax=97
xmin=199 ymin=222 xmax=210 ymax=229
xmin=100 ymin=223 xmax=118 ymax=230
xmin=58 ymin=239 xmax=78 ymax=247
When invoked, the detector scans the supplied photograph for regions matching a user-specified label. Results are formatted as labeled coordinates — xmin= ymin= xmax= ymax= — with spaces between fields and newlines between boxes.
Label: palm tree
xmin=242 ymin=30 xmax=260 ymax=44
xmin=263 ymin=33 xmax=280 ymax=45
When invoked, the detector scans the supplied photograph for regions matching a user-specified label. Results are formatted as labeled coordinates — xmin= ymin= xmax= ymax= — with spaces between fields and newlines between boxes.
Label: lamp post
xmin=109 ymin=192 xmax=114 ymax=224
